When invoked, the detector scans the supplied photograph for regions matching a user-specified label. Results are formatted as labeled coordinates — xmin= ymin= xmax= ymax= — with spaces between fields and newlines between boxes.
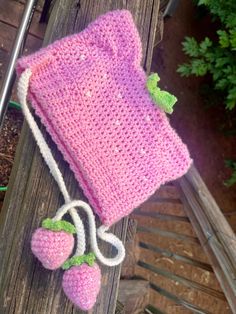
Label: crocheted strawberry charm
xmin=31 ymin=218 xmax=75 ymax=270
xmin=62 ymin=253 xmax=101 ymax=310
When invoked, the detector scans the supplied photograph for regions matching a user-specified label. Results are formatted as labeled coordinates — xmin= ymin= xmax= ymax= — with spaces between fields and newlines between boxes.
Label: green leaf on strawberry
xmin=42 ymin=218 xmax=76 ymax=234
xmin=62 ymin=252 xmax=96 ymax=270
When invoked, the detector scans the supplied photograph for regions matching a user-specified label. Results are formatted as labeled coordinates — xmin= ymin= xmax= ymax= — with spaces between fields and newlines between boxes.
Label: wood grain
xmin=136 ymin=264 xmax=230 ymax=314
xmin=0 ymin=21 xmax=42 ymax=53
xmin=118 ymin=280 xmax=150 ymax=314
xmin=132 ymin=214 xmax=194 ymax=236
xmin=177 ymin=164 xmax=236 ymax=313
xmin=137 ymin=201 xmax=187 ymax=217
xmin=138 ymin=247 xmax=222 ymax=291
xmin=0 ymin=0 xmax=46 ymax=39
xmin=138 ymin=231 xmax=209 ymax=263
xmin=121 ymin=219 xmax=139 ymax=279
xmin=0 ymin=0 xmax=160 ymax=313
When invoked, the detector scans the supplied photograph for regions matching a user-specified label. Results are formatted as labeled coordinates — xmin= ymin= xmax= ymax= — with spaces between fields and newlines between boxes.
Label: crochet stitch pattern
xmin=62 ymin=263 xmax=101 ymax=310
xmin=31 ymin=227 xmax=74 ymax=270
xmin=16 ymin=10 xmax=191 ymax=227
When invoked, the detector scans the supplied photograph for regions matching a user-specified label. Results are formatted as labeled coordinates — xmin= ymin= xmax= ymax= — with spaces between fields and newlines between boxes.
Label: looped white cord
xmin=17 ymin=69 xmax=125 ymax=266
xmin=18 ymin=69 xmax=85 ymax=256
xmin=54 ymin=200 xmax=125 ymax=266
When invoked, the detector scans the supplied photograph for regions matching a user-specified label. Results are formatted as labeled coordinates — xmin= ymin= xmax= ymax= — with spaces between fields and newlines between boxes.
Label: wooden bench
xmin=132 ymin=174 xmax=236 ymax=313
xmin=0 ymin=0 xmax=159 ymax=313
xmin=1 ymin=1 xmax=236 ymax=313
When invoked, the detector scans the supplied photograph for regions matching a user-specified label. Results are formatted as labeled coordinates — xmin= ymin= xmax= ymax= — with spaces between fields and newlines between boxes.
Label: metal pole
xmin=0 ymin=0 xmax=37 ymax=128
xmin=163 ymin=0 xmax=180 ymax=18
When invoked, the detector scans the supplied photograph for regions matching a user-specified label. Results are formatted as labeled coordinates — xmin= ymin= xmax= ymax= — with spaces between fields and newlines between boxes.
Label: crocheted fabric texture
xmin=16 ymin=10 xmax=192 ymax=226
xmin=31 ymin=228 xmax=74 ymax=270
xmin=62 ymin=263 xmax=101 ymax=310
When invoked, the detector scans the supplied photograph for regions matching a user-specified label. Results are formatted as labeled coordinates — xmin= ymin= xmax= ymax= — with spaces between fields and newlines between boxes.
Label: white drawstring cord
xmin=17 ymin=68 xmax=125 ymax=266
xmin=17 ymin=69 xmax=86 ymax=256
xmin=54 ymin=200 xmax=125 ymax=266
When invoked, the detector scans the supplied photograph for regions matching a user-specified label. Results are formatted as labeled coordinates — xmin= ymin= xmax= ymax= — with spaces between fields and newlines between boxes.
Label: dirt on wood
xmin=0 ymin=0 xmax=44 ymax=206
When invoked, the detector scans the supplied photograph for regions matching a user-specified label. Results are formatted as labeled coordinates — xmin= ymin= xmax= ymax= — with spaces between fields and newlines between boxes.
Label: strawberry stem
xmin=62 ymin=252 xmax=96 ymax=270
xmin=42 ymin=218 xmax=76 ymax=234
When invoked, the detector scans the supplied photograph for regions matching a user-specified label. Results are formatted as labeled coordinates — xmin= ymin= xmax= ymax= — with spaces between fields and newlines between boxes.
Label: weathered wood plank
xmin=154 ymin=11 xmax=164 ymax=47
xmin=177 ymin=164 xmax=236 ymax=313
xmin=138 ymin=225 xmax=200 ymax=245
xmin=148 ymin=289 xmax=186 ymax=314
xmin=136 ymin=264 xmax=231 ymax=314
xmin=148 ymin=282 xmax=212 ymax=314
xmin=137 ymin=201 xmax=187 ymax=217
xmin=133 ymin=210 xmax=190 ymax=222
xmin=0 ymin=21 xmax=42 ymax=53
xmin=138 ymin=247 xmax=222 ymax=292
xmin=138 ymin=231 xmax=209 ymax=263
xmin=132 ymin=214 xmax=194 ymax=236
xmin=118 ymin=280 xmax=150 ymax=314
xmin=15 ymin=0 xmax=44 ymax=12
xmin=138 ymin=261 xmax=226 ymax=301
xmin=121 ymin=219 xmax=140 ymax=278
xmin=145 ymin=304 xmax=167 ymax=314
xmin=0 ymin=0 xmax=160 ymax=313
xmin=148 ymin=185 xmax=181 ymax=200
xmin=115 ymin=300 xmax=125 ymax=314
xmin=0 ymin=0 xmax=46 ymax=39
xmin=139 ymin=241 xmax=213 ymax=273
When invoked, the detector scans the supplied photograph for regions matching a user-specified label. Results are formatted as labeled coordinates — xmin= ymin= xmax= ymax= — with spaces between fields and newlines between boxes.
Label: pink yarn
xmin=16 ymin=10 xmax=191 ymax=226
xmin=62 ymin=263 xmax=101 ymax=310
xmin=31 ymin=228 xmax=74 ymax=270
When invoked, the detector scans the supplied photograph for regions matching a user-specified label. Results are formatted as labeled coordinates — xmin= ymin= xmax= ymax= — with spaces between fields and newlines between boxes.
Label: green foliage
xmin=197 ymin=0 xmax=236 ymax=28
xmin=224 ymin=160 xmax=236 ymax=187
xmin=177 ymin=0 xmax=236 ymax=110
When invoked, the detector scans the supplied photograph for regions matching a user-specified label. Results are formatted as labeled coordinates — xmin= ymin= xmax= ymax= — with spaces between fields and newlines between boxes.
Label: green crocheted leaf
xmin=146 ymin=73 xmax=177 ymax=114
xmin=62 ymin=253 xmax=96 ymax=270
xmin=146 ymin=73 xmax=160 ymax=93
xmin=42 ymin=218 xmax=76 ymax=234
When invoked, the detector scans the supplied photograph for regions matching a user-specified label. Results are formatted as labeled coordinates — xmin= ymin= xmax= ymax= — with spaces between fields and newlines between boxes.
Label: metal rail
xmin=0 ymin=0 xmax=37 ymax=128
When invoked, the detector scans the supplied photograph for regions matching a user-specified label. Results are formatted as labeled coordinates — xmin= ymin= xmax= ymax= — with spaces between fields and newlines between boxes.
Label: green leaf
xmin=225 ymin=159 xmax=236 ymax=170
xmin=215 ymin=57 xmax=230 ymax=68
xmin=197 ymin=0 xmax=208 ymax=6
xmin=62 ymin=253 xmax=96 ymax=270
xmin=146 ymin=73 xmax=177 ymax=114
xmin=215 ymin=78 xmax=227 ymax=89
xmin=42 ymin=218 xmax=76 ymax=234
xmin=178 ymin=0 xmax=236 ymax=112
xmin=191 ymin=59 xmax=208 ymax=76
xmin=229 ymin=28 xmax=236 ymax=48
xmin=226 ymin=100 xmax=236 ymax=110
xmin=204 ymin=51 xmax=215 ymax=63
xmin=177 ymin=64 xmax=192 ymax=76
xmin=217 ymin=30 xmax=230 ymax=48
xmin=224 ymin=159 xmax=236 ymax=187
xmin=225 ymin=87 xmax=236 ymax=110
xmin=182 ymin=37 xmax=200 ymax=57
xmin=228 ymin=73 xmax=236 ymax=85
xmin=199 ymin=37 xmax=212 ymax=53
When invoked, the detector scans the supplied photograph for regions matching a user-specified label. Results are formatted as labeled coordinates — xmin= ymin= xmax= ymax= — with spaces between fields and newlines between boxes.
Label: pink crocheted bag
xmin=17 ymin=10 xmax=191 ymax=310
xmin=17 ymin=10 xmax=191 ymax=226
